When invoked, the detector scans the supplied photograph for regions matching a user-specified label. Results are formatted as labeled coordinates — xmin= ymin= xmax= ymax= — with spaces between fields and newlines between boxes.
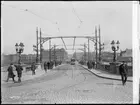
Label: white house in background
xmin=118 ymin=49 xmax=132 ymax=66
xmin=120 ymin=48 xmax=132 ymax=57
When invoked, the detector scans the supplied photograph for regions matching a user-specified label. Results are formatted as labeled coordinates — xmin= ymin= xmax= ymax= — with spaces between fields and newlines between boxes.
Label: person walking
xmin=47 ymin=61 xmax=50 ymax=70
xmin=16 ymin=63 xmax=23 ymax=83
xmin=31 ymin=62 xmax=36 ymax=75
xmin=87 ymin=61 xmax=92 ymax=69
xmin=119 ymin=61 xmax=128 ymax=85
xmin=6 ymin=63 xmax=16 ymax=83
xmin=87 ymin=61 xmax=89 ymax=69
xmin=92 ymin=61 xmax=95 ymax=69
xmin=44 ymin=61 xmax=47 ymax=73
xmin=50 ymin=61 xmax=54 ymax=69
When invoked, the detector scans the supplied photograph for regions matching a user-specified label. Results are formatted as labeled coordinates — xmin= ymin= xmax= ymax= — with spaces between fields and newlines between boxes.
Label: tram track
xmin=54 ymin=64 xmax=88 ymax=93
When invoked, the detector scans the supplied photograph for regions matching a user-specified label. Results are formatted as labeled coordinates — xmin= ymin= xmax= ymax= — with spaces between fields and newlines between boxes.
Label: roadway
xmin=1 ymin=63 xmax=132 ymax=104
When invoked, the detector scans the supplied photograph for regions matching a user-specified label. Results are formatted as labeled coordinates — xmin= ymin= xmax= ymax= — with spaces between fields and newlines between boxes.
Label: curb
xmin=80 ymin=64 xmax=133 ymax=82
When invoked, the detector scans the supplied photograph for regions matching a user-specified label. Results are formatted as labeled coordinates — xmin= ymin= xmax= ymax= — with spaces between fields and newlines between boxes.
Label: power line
xmin=2 ymin=3 xmax=57 ymax=25
xmin=71 ymin=3 xmax=83 ymax=29
xmin=72 ymin=8 xmax=82 ymax=23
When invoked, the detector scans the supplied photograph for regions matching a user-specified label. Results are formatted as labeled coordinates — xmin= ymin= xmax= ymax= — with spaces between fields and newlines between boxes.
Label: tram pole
xmin=40 ymin=28 xmax=42 ymax=63
xmin=88 ymin=38 xmax=90 ymax=61
xmin=36 ymin=27 xmax=39 ymax=63
xmin=95 ymin=26 xmax=98 ymax=68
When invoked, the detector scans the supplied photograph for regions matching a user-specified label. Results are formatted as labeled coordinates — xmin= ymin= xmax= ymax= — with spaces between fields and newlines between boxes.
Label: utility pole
xmin=84 ymin=43 xmax=86 ymax=62
xmin=88 ymin=38 xmax=90 ymax=61
xmin=95 ymin=26 xmax=98 ymax=68
xmin=99 ymin=25 xmax=101 ymax=62
xmin=36 ymin=27 xmax=39 ymax=63
xmin=49 ymin=38 xmax=51 ymax=62
xmin=85 ymin=44 xmax=87 ymax=62
xmin=40 ymin=28 xmax=42 ymax=63
xmin=75 ymin=50 xmax=77 ymax=60
xmin=54 ymin=44 xmax=56 ymax=62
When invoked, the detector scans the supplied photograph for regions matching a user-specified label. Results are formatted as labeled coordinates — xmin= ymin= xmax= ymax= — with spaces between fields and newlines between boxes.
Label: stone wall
xmin=96 ymin=63 xmax=132 ymax=76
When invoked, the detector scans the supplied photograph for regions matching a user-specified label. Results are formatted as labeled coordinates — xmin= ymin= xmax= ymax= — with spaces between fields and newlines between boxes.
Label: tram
xmin=71 ymin=58 xmax=76 ymax=65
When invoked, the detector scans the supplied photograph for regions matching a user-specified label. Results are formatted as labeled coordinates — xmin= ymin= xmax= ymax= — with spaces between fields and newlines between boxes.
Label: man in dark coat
xmin=50 ymin=61 xmax=54 ymax=69
xmin=54 ymin=60 xmax=57 ymax=67
xmin=6 ymin=63 xmax=16 ymax=83
xmin=47 ymin=61 xmax=50 ymax=69
xmin=87 ymin=61 xmax=92 ymax=69
xmin=16 ymin=63 xmax=23 ymax=82
xmin=49 ymin=61 xmax=53 ymax=69
xmin=92 ymin=61 xmax=95 ymax=69
xmin=119 ymin=61 xmax=128 ymax=85
xmin=31 ymin=62 xmax=36 ymax=75
xmin=44 ymin=61 xmax=47 ymax=73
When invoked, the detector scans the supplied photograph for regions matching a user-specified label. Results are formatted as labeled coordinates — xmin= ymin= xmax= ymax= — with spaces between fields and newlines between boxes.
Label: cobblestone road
xmin=1 ymin=64 xmax=133 ymax=104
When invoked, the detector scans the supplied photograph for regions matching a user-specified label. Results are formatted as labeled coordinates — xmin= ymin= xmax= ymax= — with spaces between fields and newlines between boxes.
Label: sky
xmin=1 ymin=1 xmax=133 ymax=55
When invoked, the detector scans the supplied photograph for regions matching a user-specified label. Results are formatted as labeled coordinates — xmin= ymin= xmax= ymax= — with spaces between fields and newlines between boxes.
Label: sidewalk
xmin=80 ymin=64 xmax=133 ymax=82
xmin=1 ymin=65 xmax=59 ymax=84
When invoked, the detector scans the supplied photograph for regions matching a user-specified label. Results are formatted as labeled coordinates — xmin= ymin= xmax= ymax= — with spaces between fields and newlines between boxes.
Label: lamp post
xmin=15 ymin=42 xmax=24 ymax=64
xmin=99 ymin=43 xmax=104 ymax=62
xmin=111 ymin=40 xmax=120 ymax=62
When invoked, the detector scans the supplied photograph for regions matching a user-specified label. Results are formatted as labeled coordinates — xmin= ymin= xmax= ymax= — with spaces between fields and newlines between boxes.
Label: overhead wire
xmin=2 ymin=3 xmax=62 ymax=35
xmin=71 ymin=3 xmax=83 ymax=29
xmin=2 ymin=3 xmax=58 ymax=25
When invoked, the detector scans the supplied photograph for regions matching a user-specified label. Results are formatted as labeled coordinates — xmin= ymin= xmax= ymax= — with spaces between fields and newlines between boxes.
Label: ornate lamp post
xmin=111 ymin=40 xmax=120 ymax=62
xmin=99 ymin=43 xmax=104 ymax=62
xmin=15 ymin=42 xmax=24 ymax=64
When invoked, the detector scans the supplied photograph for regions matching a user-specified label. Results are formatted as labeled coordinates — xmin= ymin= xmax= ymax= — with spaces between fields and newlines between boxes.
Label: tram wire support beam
xmin=88 ymin=38 xmax=90 ymax=62
xmin=49 ymin=38 xmax=51 ymax=62
xmin=40 ymin=28 xmax=42 ymax=63
xmin=36 ymin=27 xmax=39 ymax=63
xmin=95 ymin=26 xmax=98 ymax=69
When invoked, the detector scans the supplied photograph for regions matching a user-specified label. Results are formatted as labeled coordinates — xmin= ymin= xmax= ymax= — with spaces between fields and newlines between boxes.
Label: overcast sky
xmin=1 ymin=1 xmax=133 ymax=54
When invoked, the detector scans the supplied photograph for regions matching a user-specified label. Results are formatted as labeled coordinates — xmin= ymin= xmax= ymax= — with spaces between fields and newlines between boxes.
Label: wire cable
xmin=2 ymin=3 xmax=57 ymax=25
xmin=71 ymin=3 xmax=83 ymax=29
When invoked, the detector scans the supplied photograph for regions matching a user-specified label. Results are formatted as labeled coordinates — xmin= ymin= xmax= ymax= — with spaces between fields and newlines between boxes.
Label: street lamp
xmin=15 ymin=42 xmax=24 ymax=64
xmin=111 ymin=40 xmax=120 ymax=62
xmin=99 ymin=43 xmax=104 ymax=62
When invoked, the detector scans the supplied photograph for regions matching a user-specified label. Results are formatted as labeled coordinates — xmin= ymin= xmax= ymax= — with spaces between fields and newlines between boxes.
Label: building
xmin=42 ymin=48 xmax=68 ymax=62
xmin=118 ymin=49 xmax=132 ymax=66
xmin=20 ymin=54 xmax=36 ymax=64
xmin=120 ymin=48 xmax=132 ymax=57
xmin=101 ymin=52 xmax=114 ymax=62
xmin=1 ymin=54 xmax=37 ymax=66
xmin=1 ymin=54 xmax=18 ymax=66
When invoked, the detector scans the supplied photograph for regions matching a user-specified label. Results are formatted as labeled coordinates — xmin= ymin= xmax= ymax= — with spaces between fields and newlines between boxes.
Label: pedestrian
xmin=92 ymin=61 xmax=95 ymax=69
xmin=31 ymin=62 xmax=36 ymax=75
xmin=55 ymin=60 xmax=57 ymax=67
xmin=6 ymin=63 xmax=16 ymax=83
xmin=16 ymin=63 xmax=23 ymax=82
xmin=51 ymin=61 xmax=54 ymax=69
xmin=47 ymin=61 xmax=50 ymax=70
xmin=50 ymin=61 xmax=53 ymax=69
xmin=44 ymin=61 xmax=47 ymax=73
xmin=54 ymin=60 xmax=57 ymax=67
xmin=119 ymin=61 xmax=128 ymax=85
xmin=87 ymin=61 xmax=90 ymax=69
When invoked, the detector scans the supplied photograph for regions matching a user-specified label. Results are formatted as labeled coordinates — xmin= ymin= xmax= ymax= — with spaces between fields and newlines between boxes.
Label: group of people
xmin=6 ymin=63 xmax=23 ymax=83
xmin=87 ymin=61 xmax=96 ymax=69
xmin=43 ymin=61 xmax=62 ymax=73
xmin=6 ymin=60 xmax=128 ymax=86
xmin=6 ymin=62 xmax=37 ymax=83
xmin=43 ymin=61 xmax=54 ymax=73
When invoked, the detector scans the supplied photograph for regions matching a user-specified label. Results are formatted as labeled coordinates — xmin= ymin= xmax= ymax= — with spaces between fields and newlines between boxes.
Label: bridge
xmin=33 ymin=26 xmax=104 ymax=68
